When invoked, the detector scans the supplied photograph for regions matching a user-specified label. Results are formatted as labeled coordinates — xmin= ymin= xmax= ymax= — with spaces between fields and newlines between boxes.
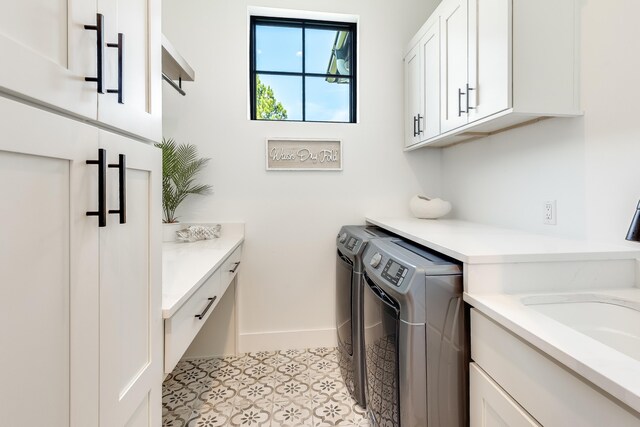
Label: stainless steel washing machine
xmin=362 ymin=239 xmax=467 ymax=427
xmin=336 ymin=225 xmax=398 ymax=408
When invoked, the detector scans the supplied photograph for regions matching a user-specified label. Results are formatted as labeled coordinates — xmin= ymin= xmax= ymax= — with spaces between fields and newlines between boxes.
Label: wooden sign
xmin=266 ymin=138 xmax=342 ymax=171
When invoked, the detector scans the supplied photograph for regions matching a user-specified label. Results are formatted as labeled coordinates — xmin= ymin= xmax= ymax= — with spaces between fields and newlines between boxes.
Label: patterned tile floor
xmin=163 ymin=347 xmax=371 ymax=427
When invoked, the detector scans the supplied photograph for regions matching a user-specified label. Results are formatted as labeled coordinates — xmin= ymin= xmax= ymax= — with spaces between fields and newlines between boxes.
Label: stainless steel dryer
xmin=336 ymin=225 xmax=398 ymax=408
xmin=362 ymin=239 xmax=467 ymax=427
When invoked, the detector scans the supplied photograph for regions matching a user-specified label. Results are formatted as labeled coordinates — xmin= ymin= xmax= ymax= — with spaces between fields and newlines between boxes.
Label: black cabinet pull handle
xmin=86 ymin=148 xmax=107 ymax=227
xmin=107 ymin=33 xmax=124 ymax=104
xmin=458 ymin=87 xmax=466 ymax=117
xmin=195 ymin=297 xmax=217 ymax=320
xmin=108 ymin=154 xmax=126 ymax=224
xmin=413 ymin=116 xmax=418 ymax=137
xmin=229 ymin=262 xmax=241 ymax=273
xmin=84 ymin=13 xmax=105 ymax=94
xmin=417 ymin=114 xmax=424 ymax=134
xmin=466 ymin=83 xmax=475 ymax=113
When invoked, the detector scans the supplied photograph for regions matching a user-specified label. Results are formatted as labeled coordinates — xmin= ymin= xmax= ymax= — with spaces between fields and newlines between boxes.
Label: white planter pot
xmin=163 ymin=223 xmax=183 ymax=242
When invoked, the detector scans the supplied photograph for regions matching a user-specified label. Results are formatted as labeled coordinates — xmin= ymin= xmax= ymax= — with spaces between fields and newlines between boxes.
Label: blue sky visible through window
xmin=255 ymin=24 xmax=351 ymax=122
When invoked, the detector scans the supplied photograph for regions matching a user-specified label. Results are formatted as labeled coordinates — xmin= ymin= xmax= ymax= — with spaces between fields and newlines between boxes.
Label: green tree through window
xmin=256 ymin=76 xmax=288 ymax=120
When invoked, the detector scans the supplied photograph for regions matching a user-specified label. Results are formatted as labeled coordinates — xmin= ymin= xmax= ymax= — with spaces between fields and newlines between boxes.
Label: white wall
xmin=442 ymin=117 xmax=588 ymax=238
xmin=442 ymin=0 xmax=640 ymax=243
xmin=162 ymin=0 xmax=441 ymax=352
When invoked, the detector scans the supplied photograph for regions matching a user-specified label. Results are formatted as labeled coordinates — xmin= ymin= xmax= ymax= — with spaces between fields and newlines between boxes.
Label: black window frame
xmin=249 ymin=16 xmax=357 ymax=124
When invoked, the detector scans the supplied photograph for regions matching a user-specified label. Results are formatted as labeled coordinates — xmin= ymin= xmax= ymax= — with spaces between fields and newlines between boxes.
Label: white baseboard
xmin=238 ymin=328 xmax=337 ymax=354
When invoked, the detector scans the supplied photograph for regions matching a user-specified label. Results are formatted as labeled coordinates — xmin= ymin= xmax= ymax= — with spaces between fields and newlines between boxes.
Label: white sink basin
xmin=522 ymin=294 xmax=640 ymax=362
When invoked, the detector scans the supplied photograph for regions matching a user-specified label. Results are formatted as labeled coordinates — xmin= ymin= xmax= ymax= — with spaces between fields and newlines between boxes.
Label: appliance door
xmin=363 ymin=273 xmax=400 ymax=427
xmin=336 ymin=249 xmax=354 ymax=354
xmin=426 ymin=274 xmax=466 ymax=427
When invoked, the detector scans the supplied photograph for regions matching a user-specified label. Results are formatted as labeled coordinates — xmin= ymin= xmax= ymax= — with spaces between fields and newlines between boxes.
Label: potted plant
xmin=155 ymin=138 xmax=212 ymax=241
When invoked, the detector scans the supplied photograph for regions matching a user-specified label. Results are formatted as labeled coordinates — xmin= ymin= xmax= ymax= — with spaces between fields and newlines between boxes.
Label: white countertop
xmin=366 ymin=217 xmax=640 ymax=264
xmin=162 ymin=230 xmax=244 ymax=318
xmin=465 ymin=289 xmax=640 ymax=414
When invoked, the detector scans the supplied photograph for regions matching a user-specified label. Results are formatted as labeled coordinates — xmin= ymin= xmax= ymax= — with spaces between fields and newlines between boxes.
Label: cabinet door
xmin=0 ymin=98 xmax=99 ymax=427
xmin=98 ymin=0 xmax=162 ymax=142
xmin=440 ymin=0 xmax=469 ymax=133
xmin=99 ymin=131 xmax=162 ymax=427
xmin=468 ymin=0 xmax=511 ymax=122
xmin=419 ymin=18 xmax=441 ymax=141
xmin=470 ymin=363 xmax=541 ymax=427
xmin=404 ymin=43 xmax=422 ymax=148
xmin=0 ymin=0 xmax=98 ymax=119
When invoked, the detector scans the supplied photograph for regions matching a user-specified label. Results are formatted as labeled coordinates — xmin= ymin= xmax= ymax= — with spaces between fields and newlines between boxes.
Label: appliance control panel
xmin=346 ymin=236 xmax=360 ymax=251
xmin=381 ymin=259 xmax=408 ymax=286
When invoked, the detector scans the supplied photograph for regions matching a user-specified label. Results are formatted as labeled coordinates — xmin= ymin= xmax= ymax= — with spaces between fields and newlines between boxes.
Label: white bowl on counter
xmin=409 ymin=195 xmax=452 ymax=219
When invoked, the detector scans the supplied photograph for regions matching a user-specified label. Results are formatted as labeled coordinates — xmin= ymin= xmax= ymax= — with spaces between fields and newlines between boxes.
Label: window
xmin=250 ymin=16 xmax=357 ymax=123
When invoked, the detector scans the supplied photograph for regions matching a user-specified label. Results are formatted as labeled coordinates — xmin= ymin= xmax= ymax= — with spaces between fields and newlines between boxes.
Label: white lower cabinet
xmin=165 ymin=269 xmax=222 ymax=373
xmin=0 ymin=96 xmax=162 ymax=427
xmin=99 ymin=130 xmax=162 ymax=427
xmin=470 ymin=363 xmax=540 ymax=427
xmin=220 ymin=245 xmax=243 ymax=291
xmin=164 ymin=244 xmax=243 ymax=373
xmin=0 ymin=94 xmax=99 ymax=427
xmin=471 ymin=309 xmax=640 ymax=427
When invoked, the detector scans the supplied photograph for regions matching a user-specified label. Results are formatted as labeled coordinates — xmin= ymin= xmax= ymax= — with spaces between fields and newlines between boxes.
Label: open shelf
xmin=162 ymin=34 xmax=194 ymax=96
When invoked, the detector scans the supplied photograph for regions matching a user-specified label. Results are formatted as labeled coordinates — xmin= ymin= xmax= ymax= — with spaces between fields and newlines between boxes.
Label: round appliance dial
xmin=339 ymin=233 xmax=348 ymax=243
xmin=370 ymin=252 xmax=383 ymax=268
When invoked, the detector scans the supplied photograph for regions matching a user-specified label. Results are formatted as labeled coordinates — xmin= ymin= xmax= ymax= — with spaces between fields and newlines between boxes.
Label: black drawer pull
xmin=107 ymin=33 xmax=124 ymax=104
xmin=195 ymin=296 xmax=217 ymax=320
xmin=84 ymin=13 xmax=105 ymax=94
xmin=86 ymin=148 xmax=107 ymax=227
xmin=108 ymin=154 xmax=126 ymax=224
xmin=466 ymin=83 xmax=475 ymax=113
xmin=229 ymin=261 xmax=241 ymax=273
xmin=458 ymin=87 xmax=466 ymax=117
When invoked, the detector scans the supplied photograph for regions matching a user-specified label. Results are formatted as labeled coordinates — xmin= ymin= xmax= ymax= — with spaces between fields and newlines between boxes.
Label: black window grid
xmin=249 ymin=16 xmax=357 ymax=123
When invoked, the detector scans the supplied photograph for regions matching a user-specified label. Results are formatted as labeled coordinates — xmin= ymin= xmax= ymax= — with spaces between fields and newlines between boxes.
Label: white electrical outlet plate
xmin=544 ymin=200 xmax=557 ymax=225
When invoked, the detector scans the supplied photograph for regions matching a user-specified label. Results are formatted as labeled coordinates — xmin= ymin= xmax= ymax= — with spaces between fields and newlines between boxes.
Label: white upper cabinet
xmin=467 ymin=0 xmax=511 ymax=123
xmin=0 ymin=0 xmax=98 ymax=119
xmin=0 ymin=0 xmax=161 ymax=142
xmin=440 ymin=0 xmax=469 ymax=133
xmin=404 ymin=17 xmax=440 ymax=147
xmin=404 ymin=0 xmax=580 ymax=149
xmin=404 ymin=44 xmax=421 ymax=148
xmin=421 ymin=19 xmax=441 ymax=141
xmin=98 ymin=0 xmax=162 ymax=142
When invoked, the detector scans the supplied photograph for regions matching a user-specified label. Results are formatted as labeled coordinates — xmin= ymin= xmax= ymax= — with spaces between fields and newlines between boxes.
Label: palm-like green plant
xmin=155 ymin=138 xmax=212 ymax=223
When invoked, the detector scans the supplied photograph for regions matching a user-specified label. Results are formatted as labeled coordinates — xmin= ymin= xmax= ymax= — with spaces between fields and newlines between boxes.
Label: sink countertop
xmin=162 ymin=225 xmax=244 ymax=318
xmin=366 ymin=217 xmax=640 ymax=264
xmin=465 ymin=289 xmax=640 ymax=414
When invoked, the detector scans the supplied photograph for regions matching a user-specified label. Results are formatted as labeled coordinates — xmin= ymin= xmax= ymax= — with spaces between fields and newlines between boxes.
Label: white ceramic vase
xmin=409 ymin=195 xmax=452 ymax=219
